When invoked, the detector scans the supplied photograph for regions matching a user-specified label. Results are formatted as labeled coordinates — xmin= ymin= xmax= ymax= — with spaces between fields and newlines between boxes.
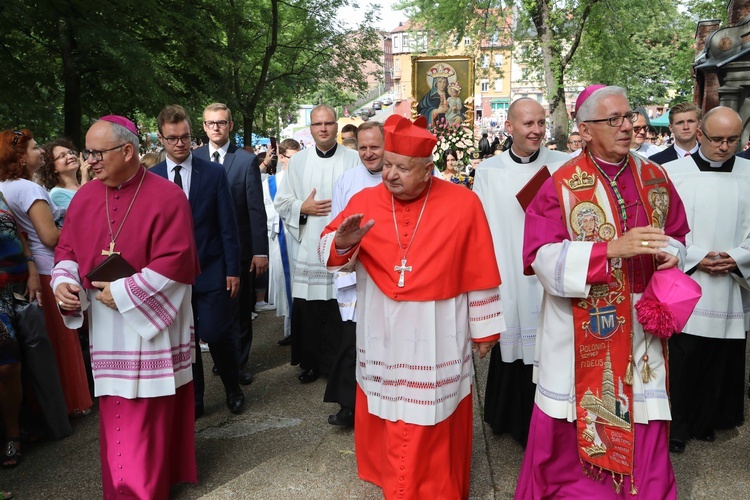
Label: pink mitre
xmin=99 ymin=115 xmax=138 ymax=137
xmin=575 ymin=84 xmax=607 ymax=114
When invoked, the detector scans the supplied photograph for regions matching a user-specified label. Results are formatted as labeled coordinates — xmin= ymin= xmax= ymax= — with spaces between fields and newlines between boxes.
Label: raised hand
xmin=334 ymin=214 xmax=375 ymax=249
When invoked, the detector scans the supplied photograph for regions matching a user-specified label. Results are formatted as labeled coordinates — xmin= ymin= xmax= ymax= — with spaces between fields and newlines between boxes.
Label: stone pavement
xmin=3 ymin=311 xmax=749 ymax=498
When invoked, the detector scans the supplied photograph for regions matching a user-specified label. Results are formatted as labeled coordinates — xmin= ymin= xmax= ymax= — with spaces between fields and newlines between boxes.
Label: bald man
xmin=664 ymin=106 xmax=750 ymax=453
xmin=474 ymin=98 xmax=569 ymax=445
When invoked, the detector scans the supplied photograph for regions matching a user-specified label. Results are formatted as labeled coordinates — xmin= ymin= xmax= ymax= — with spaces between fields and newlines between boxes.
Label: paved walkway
xmin=3 ymin=311 xmax=749 ymax=498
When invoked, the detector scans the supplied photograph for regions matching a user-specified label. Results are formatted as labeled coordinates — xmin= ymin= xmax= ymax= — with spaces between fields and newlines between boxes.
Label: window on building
xmin=403 ymin=35 xmax=409 ymax=49
xmin=395 ymin=59 xmax=400 ymax=71
xmin=491 ymin=101 xmax=509 ymax=112
xmin=490 ymin=32 xmax=500 ymax=45
xmin=481 ymin=55 xmax=489 ymax=68
xmin=481 ymin=79 xmax=489 ymax=92
xmin=494 ymin=54 xmax=503 ymax=67
xmin=494 ymin=79 xmax=503 ymax=92
xmin=464 ymin=37 xmax=471 ymax=46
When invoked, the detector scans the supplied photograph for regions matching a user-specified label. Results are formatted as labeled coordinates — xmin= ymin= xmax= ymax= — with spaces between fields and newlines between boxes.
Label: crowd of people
xmin=0 ymin=84 xmax=746 ymax=499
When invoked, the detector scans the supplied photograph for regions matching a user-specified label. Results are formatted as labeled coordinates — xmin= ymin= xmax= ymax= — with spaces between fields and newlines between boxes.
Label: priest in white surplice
xmin=274 ymin=105 xmax=359 ymax=383
xmin=664 ymin=106 xmax=750 ymax=454
xmin=474 ymin=97 xmax=570 ymax=446
xmin=324 ymin=121 xmax=385 ymax=428
xmin=52 ymin=116 xmax=199 ymax=498
xmin=320 ymin=115 xmax=506 ymax=499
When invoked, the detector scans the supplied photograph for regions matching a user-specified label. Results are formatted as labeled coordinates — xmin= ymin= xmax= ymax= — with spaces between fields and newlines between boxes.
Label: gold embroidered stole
xmin=553 ymin=152 xmax=670 ymax=487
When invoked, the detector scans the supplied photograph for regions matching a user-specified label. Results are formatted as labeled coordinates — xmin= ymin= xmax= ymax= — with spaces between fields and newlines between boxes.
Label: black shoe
xmin=212 ymin=365 xmax=219 ymax=375
xmin=195 ymin=404 xmax=204 ymax=420
xmin=277 ymin=336 xmax=292 ymax=346
xmin=298 ymin=368 xmax=320 ymax=384
xmin=226 ymin=389 xmax=245 ymax=414
xmin=669 ymin=438 xmax=685 ymax=453
xmin=239 ymin=367 xmax=254 ymax=385
xmin=328 ymin=407 xmax=354 ymax=427
xmin=694 ymin=430 xmax=715 ymax=442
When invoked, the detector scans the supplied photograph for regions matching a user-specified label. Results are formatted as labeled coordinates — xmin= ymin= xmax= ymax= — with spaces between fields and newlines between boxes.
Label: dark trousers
xmin=237 ymin=261 xmax=255 ymax=368
xmin=192 ymin=288 xmax=240 ymax=406
xmin=324 ymin=320 xmax=357 ymax=409
xmin=290 ymin=298 xmax=343 ymax=373
xmin=669 ymin=333 xmax=746 ymax=441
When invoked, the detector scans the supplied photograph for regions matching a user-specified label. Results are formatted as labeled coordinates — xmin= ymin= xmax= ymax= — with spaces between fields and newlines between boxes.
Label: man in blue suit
xmin=153 ymin=105 xmax=244 ymax=417
xmin=649 ymin=103 xmax=701 ymax=165
xmin=194 ymin=103 xmax=268 ymax=386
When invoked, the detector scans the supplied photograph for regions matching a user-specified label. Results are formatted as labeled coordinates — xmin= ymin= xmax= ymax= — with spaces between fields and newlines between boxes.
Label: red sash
xmin=553 ymin=151 xmax=670 ymax=491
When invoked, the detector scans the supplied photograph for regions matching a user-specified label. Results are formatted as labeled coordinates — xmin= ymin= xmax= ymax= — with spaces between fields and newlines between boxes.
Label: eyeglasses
xmin=646 ymin=137 xmax=656 ymax=143
xmin=204 ymin=120 xmax=229 ymax=128
xmin=701 ymin=131 xmax=739 ymax=147
xmin=583 ymin=112 xmax=639 ymax=128
xmin=280 ymin=153 xmax=290 ymax=159
xmin=12 ymin=131 xmax=24 ymax=146
xmin=310 ymin=121 xmax=336 ymax=128
xmin=568 ymin=139 xmax=582 ymax=145
xmin=54 ymin=150 xmax=78 ymax=161
xmin=633 ymin=125 xmax=649 ymax=134
xmin=161 ymin=135 xmax=192 ymax=145
xmin=82 ymin=144 xmax=126 ymax=162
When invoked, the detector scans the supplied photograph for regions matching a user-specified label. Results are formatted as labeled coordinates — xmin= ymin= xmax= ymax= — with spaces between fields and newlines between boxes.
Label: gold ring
xmin=641 ymin=241 xmax=649 ymax=247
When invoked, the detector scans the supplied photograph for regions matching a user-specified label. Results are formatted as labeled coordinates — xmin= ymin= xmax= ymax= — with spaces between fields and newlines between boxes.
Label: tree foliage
xmin=398 ymin=0 xmax=724 ymax=142
xmin=0 ymin=0 xmax=380 ymax=147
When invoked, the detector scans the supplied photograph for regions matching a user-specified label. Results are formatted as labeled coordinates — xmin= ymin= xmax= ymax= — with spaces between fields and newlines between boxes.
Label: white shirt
xmin=166 ymin=154 xmax=193 ymax=198
xmin=208 ymin=142 xmax=230 ymax=164
xmin=674 ymin=142 xmax=699 ymax=158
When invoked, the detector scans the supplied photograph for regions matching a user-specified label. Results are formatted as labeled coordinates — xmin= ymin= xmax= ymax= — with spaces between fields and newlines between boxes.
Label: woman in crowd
xmin=0 ymin=130 xmax=92 ymax=418
xmin=441 ymin=148 xmax=473 ymax=189
xmin=0 ymin=131 xmax=46 ymax=468
xmin=37 ymin=139 xmax=90 ymax=210
xmin=265 ymin=139 xmax=300 ymax=345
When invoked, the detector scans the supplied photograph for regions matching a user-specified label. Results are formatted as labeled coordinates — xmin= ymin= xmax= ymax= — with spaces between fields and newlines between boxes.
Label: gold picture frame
xmin=411 ymin=55 xmax=474 ymax=128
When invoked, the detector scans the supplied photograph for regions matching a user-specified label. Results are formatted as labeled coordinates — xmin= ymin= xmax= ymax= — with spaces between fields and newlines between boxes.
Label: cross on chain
xmin=394 ymin=258 xmax=412 ymax=288
xmin=101 ymin=241 xmax=120 ymax=256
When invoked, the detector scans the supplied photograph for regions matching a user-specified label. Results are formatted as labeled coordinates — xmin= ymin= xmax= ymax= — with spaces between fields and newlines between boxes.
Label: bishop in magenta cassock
xmin=319 ymin=114 xmax=506 ymax=499
xmin=516 ymin=86 xmax=690 ymax=498
xmin=52 ymin=116 xmax=200 ymax=499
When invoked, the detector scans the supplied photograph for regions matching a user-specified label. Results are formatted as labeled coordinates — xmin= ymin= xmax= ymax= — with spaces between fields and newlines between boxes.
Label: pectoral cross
xmin=394 ymin=258 xmax=412 ymax=288
xmin=102 ymin=241 xmax=120 ymax=256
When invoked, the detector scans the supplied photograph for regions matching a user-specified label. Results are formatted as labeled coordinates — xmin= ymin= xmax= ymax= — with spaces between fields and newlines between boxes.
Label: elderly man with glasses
xmin=274 ymin=105 xmax=358 ymax=385
xmin=630 ymin=108 xmax=661 ymax=157
xmin=663 ymin=106 xmax=750 ymax=454
xmin=515 ymin=85 xmax=689 ymax=498
xmin=53 ymin=115 xmax=200 ymax=497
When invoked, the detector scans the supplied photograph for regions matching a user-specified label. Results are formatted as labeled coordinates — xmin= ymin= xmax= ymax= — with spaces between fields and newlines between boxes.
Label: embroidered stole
xmin=553 ymin=153 xmax=670 ymax=490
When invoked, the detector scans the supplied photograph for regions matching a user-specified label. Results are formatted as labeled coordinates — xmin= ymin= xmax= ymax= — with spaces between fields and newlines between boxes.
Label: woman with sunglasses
xmin=37 ymin=139 xmax=91 ymax=210
xmin=0 ymin=130 xmax=92 ymax=420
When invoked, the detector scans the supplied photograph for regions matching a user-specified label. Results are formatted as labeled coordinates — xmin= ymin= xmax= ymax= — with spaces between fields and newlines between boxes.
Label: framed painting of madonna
xmin=412 ymin=56 xmax=474 ymax=128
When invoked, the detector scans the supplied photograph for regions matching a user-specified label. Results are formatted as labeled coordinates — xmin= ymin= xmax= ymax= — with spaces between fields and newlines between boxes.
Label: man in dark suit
xmin=649 ymin=103 xmax=701 ymax=165
xmin=153 ymin=104 xmax=244 ymax=418
xmin=194 ymin=103 xmax=268 ymax=386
